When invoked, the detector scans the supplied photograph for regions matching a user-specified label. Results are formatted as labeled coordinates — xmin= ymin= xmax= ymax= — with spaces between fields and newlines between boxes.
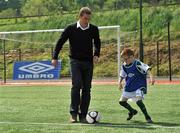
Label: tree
xmin=0 ymin=0 xmax=8 ymax=11
xmin=76 ymin=0 xmax=91 ymax=7
xmin=92 ymin=0 xmax=106 ymax=9
xmin=42 ymin=0 xmax=77 ymax=14
xmin=21 ymin=0 xmax=48 ymax=16
xmin=0 ymin=8 xmax=16 ymax=18
xmin=143 ymin=8 xmax=173 ymax=37
xmin=0 ymin=0 xmax=26 ymax=16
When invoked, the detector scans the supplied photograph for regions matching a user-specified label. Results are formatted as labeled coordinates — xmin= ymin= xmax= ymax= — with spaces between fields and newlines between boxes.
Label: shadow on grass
xmin=152 ymin=122 xmax=180 ymax=127
xmin=94 ymin=120 xmax=180 ymax=130
xmin=94 ymin=122 xmax=155 ymax=130
xmin=132 ymin=120 xmax=180 ymax=127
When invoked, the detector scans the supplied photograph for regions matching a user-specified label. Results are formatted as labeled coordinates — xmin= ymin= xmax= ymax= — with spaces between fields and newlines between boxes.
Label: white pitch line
xmin=0 ymin=121 xmax=180 ymax=129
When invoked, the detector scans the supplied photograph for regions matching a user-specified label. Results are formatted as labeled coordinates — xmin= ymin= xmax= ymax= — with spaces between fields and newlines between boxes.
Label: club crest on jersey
xmin=128 ymin=73 xmax=134 ymax=77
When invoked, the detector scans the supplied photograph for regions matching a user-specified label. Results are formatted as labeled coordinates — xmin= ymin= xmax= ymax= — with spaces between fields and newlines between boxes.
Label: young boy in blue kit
xmin=119 ymin=48 xmax=155 ymax=123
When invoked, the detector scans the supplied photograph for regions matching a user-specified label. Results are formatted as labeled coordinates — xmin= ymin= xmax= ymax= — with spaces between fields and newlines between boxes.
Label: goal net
xmin=0 ymin=25 xmax=124 ymax=82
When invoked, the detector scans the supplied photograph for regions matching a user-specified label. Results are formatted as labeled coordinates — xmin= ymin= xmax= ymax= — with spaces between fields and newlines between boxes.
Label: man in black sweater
xmin=52 ymin=7 xmax=101 ymax=123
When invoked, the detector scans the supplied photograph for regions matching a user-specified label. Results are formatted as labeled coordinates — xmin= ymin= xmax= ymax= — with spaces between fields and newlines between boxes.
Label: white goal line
xmin=0 ymin=121 xmax=179 ymax=129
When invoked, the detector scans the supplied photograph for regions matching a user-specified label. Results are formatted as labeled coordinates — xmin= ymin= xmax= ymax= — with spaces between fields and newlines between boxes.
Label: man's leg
xmin=70 ymin=59 xmax=82 ymax=122
xmin=79 ymin=61 xmax=93 ymax=122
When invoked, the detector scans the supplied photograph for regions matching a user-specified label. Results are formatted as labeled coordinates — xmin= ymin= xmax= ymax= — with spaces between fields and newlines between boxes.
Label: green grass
xmin=0 ymin=84 xmax=180 ymax=133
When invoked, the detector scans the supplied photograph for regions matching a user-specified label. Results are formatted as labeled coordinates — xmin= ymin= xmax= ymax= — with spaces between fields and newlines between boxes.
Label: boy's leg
xmin=136 ymin=99 xmax=153 ymax=123
xmin=119 ymin=96 xmax=137 ymax=120
xmin=135 ymin=89 xmax=153 ymax=123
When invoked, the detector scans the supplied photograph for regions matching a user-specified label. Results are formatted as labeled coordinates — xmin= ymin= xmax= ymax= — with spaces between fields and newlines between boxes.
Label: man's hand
xmin=93 ymin=56 xmax=99 ymax=64
xmin=51 ymin=59 xmax=58 ymax=67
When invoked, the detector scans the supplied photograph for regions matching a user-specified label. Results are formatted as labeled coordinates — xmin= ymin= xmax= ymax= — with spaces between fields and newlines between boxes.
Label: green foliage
xmin=0 ymin=8 xmax=16 ymax=18
xmin=94 ymin=62 xmax=118 ymax=77
xmin=143 ymin=7 xmax=173 ymax=39
xmin=0 ymin=6 xmax=178 ymax=40
xmin=76 ymin=0 xmax=91 ymax=7
xmin=172 ymin=7 xmax=180 ymax=31
xmin=91 ymin=9 xmax=139 ymax=31
xmin=43 ymin=14 xmax=77 ymax=29
xmin=0 ymin=0 xmax=21 ymax=11
xmin=21 ymin=0 xmax=49 ymax=16
xmin=92 ymin=0 xmax=106 ymax=10
xmin=119 ymin=9 xmax=139 ymax=31
xmin=0 ymin=6 xmax=179 ymax=78
xmin=1 ymin=0 xmax=179 ymax=17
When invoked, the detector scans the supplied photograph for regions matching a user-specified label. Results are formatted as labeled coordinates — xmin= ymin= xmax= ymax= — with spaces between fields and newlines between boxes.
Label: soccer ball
xmin=86 ymin=111 xmax=101 ymax=124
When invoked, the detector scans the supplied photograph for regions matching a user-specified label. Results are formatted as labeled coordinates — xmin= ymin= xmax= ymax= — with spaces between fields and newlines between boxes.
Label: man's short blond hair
xmin=79 ymin=7 xmax=91 ymax=17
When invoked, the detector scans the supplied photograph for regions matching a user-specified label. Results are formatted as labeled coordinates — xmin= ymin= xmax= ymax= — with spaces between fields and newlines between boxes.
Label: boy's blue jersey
xmin=120 ymin=59 xmax=150 ymax=93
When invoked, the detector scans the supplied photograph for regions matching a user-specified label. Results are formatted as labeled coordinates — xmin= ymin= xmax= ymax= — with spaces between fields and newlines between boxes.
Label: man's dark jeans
xmin=70 ymin=58 xmax=93 ymax=118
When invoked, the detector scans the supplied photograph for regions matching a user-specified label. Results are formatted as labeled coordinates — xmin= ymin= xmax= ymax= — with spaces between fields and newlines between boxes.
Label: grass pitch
xmin=0 ymin=84 xmax=180 ymax=133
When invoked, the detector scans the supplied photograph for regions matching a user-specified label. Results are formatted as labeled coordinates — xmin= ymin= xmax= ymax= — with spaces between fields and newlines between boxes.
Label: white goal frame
xmin=0 ymin=25 xmax=121 ymax=81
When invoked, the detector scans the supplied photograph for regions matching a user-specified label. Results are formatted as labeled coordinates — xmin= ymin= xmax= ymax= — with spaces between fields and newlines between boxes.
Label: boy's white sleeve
xmin=136 ymin=61 xmax=151 ymax=74
xmin=141 ymin=62 xmax=151 ymax=73
xmin=120 ymin=66 xmax=127 ymax=78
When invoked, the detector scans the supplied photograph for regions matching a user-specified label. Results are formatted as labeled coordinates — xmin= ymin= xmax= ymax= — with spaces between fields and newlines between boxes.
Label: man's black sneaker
xmin=127 ymin=110 xmax=138 ymax=120
xmin=79 ymin=114 xmax=88 ymax=123
xmin=79 ymin=117 xmax=87 ymax=123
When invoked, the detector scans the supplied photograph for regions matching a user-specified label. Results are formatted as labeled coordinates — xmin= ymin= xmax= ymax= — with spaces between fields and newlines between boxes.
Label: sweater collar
xmin=77 ymin=21 xmax=89 ymax=30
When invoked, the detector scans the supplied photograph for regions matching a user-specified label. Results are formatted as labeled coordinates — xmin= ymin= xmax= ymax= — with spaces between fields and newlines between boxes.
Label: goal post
xmin=0 ymin=25 xmax=122 ymax=82
xmin=99 ymin=25 xmax=121 ymax=80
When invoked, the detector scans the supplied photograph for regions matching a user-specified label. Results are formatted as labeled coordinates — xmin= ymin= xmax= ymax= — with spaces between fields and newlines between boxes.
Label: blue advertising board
xmin=13 ymin=61 xmax=61 ymax=80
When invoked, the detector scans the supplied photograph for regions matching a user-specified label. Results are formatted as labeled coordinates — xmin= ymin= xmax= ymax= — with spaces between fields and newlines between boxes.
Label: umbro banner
xmin=13 ymin=61 xmax=61 ymax=80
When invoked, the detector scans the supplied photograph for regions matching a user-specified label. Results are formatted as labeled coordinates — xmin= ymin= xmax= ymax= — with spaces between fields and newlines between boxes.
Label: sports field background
xmin=0 ymin=84 xmax=180 ymax=133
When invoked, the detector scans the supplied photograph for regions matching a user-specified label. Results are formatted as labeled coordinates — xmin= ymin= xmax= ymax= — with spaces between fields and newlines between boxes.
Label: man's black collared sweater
xmin=53 ymin=23 xmax=101 ymax=62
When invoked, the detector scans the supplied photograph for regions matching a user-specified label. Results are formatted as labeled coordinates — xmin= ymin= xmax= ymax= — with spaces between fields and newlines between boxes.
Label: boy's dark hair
xmin=79 ymin=7 xmax=91 ymax=17
xmin=121 ymin=48 xmax=134 ymax=57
